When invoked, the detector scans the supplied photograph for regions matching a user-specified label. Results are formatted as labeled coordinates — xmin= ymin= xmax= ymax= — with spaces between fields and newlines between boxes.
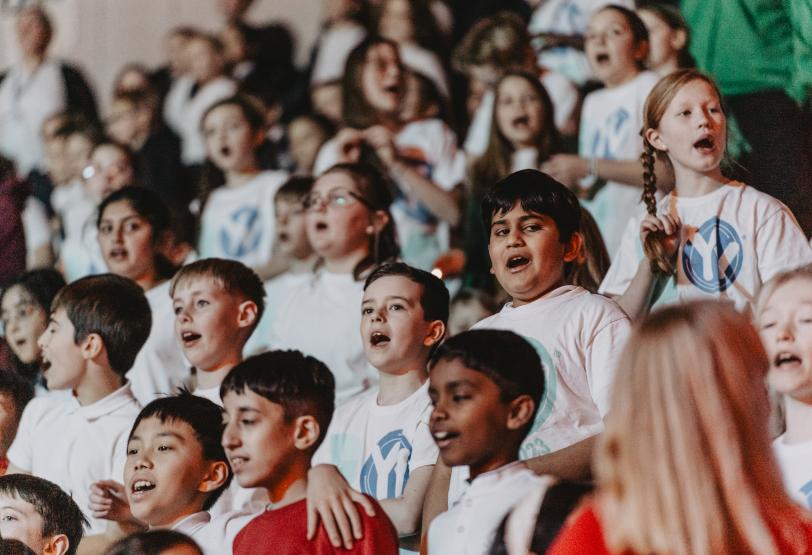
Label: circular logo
xmin=682 ymin=217 xmax=743 ymax=293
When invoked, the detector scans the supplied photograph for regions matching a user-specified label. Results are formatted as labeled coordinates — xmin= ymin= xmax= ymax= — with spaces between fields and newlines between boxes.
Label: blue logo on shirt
xmin=801 ymin=480 xmax=812 ymax=509
xmin=587 ymin=107 xmax=630 ymax=159
xmin=682 ymin=217 xmax=743 ymax=293
xmin=359 ymin=430 xmax=412 ymax=499
xmin=518 ymin=337 xmax=557 ymax=460
xmin=219 ymin=206 xmax=262 ymax=258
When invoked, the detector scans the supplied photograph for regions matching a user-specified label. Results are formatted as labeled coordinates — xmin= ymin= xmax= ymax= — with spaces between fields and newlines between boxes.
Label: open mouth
xmin=314 ymin=221 xmax=328 ymax=231
xmin=512 ymin=115 xmax=530 ymax=128
xmin=693 ymin=137 xmax=715 ymax=151
xmin=229 ymin=456 xmax=248 ymax=472
xmin=384 ymin=84 xmax=401 ymax=96
xmin=181 ymin=331 xmax=202 ymax=345
xmin=775 ymin=353 xmax=802 ymax=367
xmin=432 ymin=430 xmax=459 ymax=449
xmin=595 ymin=52 xmax=610 ymax=64
xmin=370 ymin=331 xmax=391 ymax=347
xmin=131 ymin=480 xmax=156 ymax=495
xmin=278 ymin=231 xmax=290 ymax=243
xmin=108 ymin=247 xmax=127 ymax=261
xmin=220 ymin=145 xmax=232 ymax=157
xmin=506 ymin=255 xmax=530 ymax=271
xmin=40 ymin=356 xmax=51 ymax=371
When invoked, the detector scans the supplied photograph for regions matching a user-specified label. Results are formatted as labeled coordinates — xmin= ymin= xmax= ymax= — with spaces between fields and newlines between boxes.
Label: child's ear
xmin=423 ymin=320 xmax=446 ymax=348
xmin=645 ymin=128 xmax=668 ymax=153
xmin=365 ymin=210 xmax=390 ymax=235
xmin=293 ymin=415 xmax=320 ymax=451
xmin=80 ymin=333 xmax=105 ymax=362
xmin=671 ymin=28 xmax=687 ymax=52
xmin=43 ymin=534 xmax=70 ymax=555
xmin=198 ymin=460 xmax=230 ymax=494
xmin=236 ymin=300 xmax=258 ymax=329
xmin=505 ymin=394 xmax=536 ymax=431
xmin=563 ymin=232 xmax=583 ymax=264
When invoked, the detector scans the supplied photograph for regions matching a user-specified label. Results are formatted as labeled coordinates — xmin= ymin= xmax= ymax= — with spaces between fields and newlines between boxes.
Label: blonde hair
xmin=639 ymin=69 xmax=726 ymax=275
xmin=755 ymin=264 xmax=812 ymax=319
xmin=597 ymin=300 xmax=810 ymax=555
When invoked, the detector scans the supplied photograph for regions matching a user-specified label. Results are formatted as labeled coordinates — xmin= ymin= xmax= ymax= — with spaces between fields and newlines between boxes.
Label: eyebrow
xmin=236 ymin=407 xmax=260 ymax=414
xmin=362 ymin=295 xmax=414 ymax=305
xmin=156 ymin=431 xmax=186 ymax=441
xmin=490 ymin=214 xmax=546 ymax=229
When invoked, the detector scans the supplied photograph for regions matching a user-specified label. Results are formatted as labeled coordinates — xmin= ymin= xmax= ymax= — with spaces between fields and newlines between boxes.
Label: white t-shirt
xmin=269 ymin=270 xmax=376 ymax=402
xmin=464 ymin=72 xmax=579 ymax=158
xmin=578 ymin=70 xmax=660 ymax=257
xmin=7 ymin=384 xmax=140 ymax=534
xmin=0 ymin=60 xmax=65 ymax=175
xmin=599 ymin=182 xmax=812 ymax=316
xmin=173 ymin=76 xmax=237 ymax=165
xmin=774 ymin=434 xmax=812 ymax=510
xmin=127 ymin=281 xmax=190 ymax=406
xmin=60 ymin=206 xmax=106 ymax=282
xmin=315 ymin=118 xmax=465 ymax=270
xmin=313 ymin=381 xmax=438 ymax=500
xmin=22 ymin=196 xmax=51 ymax=268
xmin=171 ymin=510 xmax=257 ymax=555
xmin=244 ymin=272 xmax=311 ymax=357
xmin=428 ymin=462 xmax=542 ymax=555
xmin=198 ymin=171 xmax=288 ymax=271
xmin=310 ymin=22 xmax=367 ymax=85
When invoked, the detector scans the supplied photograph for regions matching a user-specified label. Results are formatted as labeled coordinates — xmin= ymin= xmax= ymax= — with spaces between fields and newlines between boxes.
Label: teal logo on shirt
xmin=518 ymin=337 xmax=557 ymax=459
xmin=219 ymin=206 xmax=262 ymax=258
xmin=359 ymin=430 xmax=412 ymax=499
xmin=682 ymin=217 xmax=743 ymax=293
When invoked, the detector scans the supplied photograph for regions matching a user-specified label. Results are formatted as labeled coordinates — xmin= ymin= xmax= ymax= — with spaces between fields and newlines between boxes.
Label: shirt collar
xmin=170 ymin=511 xmax=211 ymax=534
xmin=66 ymin=383 xmax=137 ymax=420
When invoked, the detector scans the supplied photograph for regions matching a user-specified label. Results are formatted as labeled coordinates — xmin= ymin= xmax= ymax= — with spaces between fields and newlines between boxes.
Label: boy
xmin=7 ymin=274 xmax=150 ymax=534
xmin=0 ymin=372 xmax=35 ymax=475
xmin=222 ymin=351 xmax=399 ymax=554
xmin=0 ymin=473 xmax=88 ymax=555
xmin=307 ymin=262 xmax=446 ymax=548
xmin=427 ymin=329 xmax=548 ymax=555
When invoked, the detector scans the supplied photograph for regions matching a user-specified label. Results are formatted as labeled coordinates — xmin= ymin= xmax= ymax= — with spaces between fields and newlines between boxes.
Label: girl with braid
xmin=599 ymin=69 xmax=812 ymax=320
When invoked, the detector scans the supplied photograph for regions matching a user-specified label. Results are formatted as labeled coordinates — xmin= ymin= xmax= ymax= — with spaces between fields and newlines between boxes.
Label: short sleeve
xmin=408 ymin=416 xmax=439 ymax=473
xmin=585 ymin=309 xmax=631 ymax=416
xmin=599 ymin=217 xmax=643 ymax=296
xmin=6 ymin=399 xmax=41 ymax=472
xmin=755 ymin=207 xmax=812 ymax=284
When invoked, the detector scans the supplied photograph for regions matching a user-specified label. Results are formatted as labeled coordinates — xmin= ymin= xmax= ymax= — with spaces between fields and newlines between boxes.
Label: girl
xmin=548 ymin=301 xmax=812 ymax=555
xmin=599 ymin=69 xmax=812 ymax=320
xmin=268 ymin=162 xmax=398 ymax=402
xmin=97 ymin=186 xmax=188 ymax=405
xmin=197 ymin=95 xmax=288 ymax=273
xmin=757 ymin=267 xmax=812 ymax=510
xmin=314 ymin=37 xmax=464 ymax=271
xmin=541 ymin=5 xmax=663 ymax=256
xmin=0 ymin=269 xmax=65 ymax=390
xmin=636 ymin=3 xmax=692 ymax=76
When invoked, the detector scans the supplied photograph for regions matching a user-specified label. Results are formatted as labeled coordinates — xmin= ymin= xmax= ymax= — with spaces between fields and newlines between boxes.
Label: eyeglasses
xmin=302 ymin=188 xmax=372 ymax=212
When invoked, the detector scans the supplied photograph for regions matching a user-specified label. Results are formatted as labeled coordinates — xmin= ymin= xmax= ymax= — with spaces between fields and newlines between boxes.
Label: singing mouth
xmin=370 ymin=331 xmax=391 ymax=347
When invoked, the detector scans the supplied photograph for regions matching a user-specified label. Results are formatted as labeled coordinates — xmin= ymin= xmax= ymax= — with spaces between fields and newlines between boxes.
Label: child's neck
xmin=377 ymin=364 xmax=428 ymax=405
xmin=672 ymin=165 xmax=727 ymax=198
xmin=289 ymin=253 xmax=318 ymax=274
xmin=152 ymin=498 xmax=210 ymax=530
xmin=135 ymin=270 xmax=162 ymax=292
xmin=197 ymin=358 xmax=241 ymax=390
xmin=469 ymin=452 xmax=520 ymax=481
xmin=512 ymin=278 xmax=566 ymax=308
xmin=264 ymin=461 xmax=309 ymax=509
xmin=22 ymin=53 xmax=44 ymax=72
xmin=75 ymin=366 xmax=125 ymax=406
xmin=783 ymin=396 xmax=812 ymax=444
xmin=225 ymin=166 xmax=261 ymax=188
xmin=323 ymin=247 xmax=369 ymax=275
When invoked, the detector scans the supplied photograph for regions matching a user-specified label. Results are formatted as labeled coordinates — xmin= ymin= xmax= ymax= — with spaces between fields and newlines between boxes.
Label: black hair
xmin=0 ymin=474 xmax=88 ymax=555
xmin=364 ymin=262 xmax=450 ymax=325
xmin=51 ymin=274 xmax=151 ymax=376
xmin=0 ymin=370 xmax=34 ymax=425
xmin=481 ymin=169 xmax=581 ymax=242
xmin=128 ymin=391 xmax=232 ymax=510
xmin=275 ymin=175 xmax=316 ymax=204
xmin=97 ymin=186 xmax=177 ymax=281
xmin=104 ymin=530 xmax=202 ymax=555
xmin=220 ymin=351 xmax=335 ymax=453
xmin=429 ymin=329 xmax=544 ymax=433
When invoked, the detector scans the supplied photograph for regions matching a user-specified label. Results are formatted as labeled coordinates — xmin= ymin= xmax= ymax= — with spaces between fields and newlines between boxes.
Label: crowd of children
xmin=0 ymin=0 xmax=811 ymax=553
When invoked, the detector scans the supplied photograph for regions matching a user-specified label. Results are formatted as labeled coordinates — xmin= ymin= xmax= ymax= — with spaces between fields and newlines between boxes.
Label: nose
xmin=430 ymin=397 xmax=448 ymax=425
xmin=222 ymin=420 xmax=240 ymax=450
xmin=507 ymin=226 xmax=524 ymax=247
xmin=775 ymin=321 xmax=795 ymax=342
xmin=133 ymin=452 xmax=153 ymax=471
xmin=36 ymin=328 xmax=48 ymax=350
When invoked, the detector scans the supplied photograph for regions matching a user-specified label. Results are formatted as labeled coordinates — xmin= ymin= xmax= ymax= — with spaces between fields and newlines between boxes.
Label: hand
xmin=431 ymin=249 xmax=466 ymax=279
xmin=540 ymin=154 xmax=588 ymax=189
xmin=640 ymin=213 xmax=682 ymax=259
xmin=88 ymin=480 xmax=131 ymax=522
xmin=306 ymin=464 xmax=376 ymax=549
xmin=363 ymin=125 xmax=398 ymax=167
xmin=335 ymin=128 xmax=366 ymax=164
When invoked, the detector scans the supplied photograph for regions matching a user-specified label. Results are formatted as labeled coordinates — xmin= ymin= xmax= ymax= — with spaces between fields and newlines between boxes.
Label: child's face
xmin=428 ymin=358 xmax=515 ymax=476
xmin=37 ymin=308 xmax=85 ymax=392
xmin=222 ymin=389 xmax=298 ymax=490
xmin=0 ymin=494 xmax=53 ymax=554
xmin=361 ymin=42 xmax=405 ymax=116
xmin=98 ymin=200 xmax=157 ymax=285
xmin=379 ymin=0 xmax=414 ymax=44
xmin=288 ymin=118 xmax=327 ymax=174
xmin=0 ymin=391 xmax=19 ymax=456
xmin=759 ymin=278 xmax=812 ymax=401
xmin=495 ymin=76 xmax=544 ymax=149
xmin=43 ymin=136 xmax=70 ymax=185
xmin=275 ymin=197 xmax=312 ymax=259
xmin=187 ymin=38 xmax=223 ymax=83
xmin=585 ymin=8 xmax=645 ymax=87
xmin=125 ymin=416 xmax=224 ymax=527
xmin=305 ymin=172 xmax=371 ymax=263
xmin=203 ymin=104 xmax=259 ymax=174
xmin=106 ymin=100 xmax=140 ymax=146
xmin=638 ymin=9 xmax=683 ymax=72
xmin=487 ymin=205 xmax=576 ymax=306
xmin=2 ymin=285 xmax=48 ymax=365
xmin=361 ymin=275 xmax=441 ymax=373
xmin=173 ymin=278 xmax=251 ymax=371
xmin=65 ymin=133 xmax=93 ymax=182
xmin=645 ymin=79 xmax=726 ymax=176
xmin=84 ymin=145 xmax=133 ymax=204
xmin=448 ymin=299 xmax=493 ymax=337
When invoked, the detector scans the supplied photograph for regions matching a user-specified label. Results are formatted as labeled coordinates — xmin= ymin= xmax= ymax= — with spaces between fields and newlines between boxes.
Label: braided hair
xmin=640 ymin=140 xmax=674 ymax=275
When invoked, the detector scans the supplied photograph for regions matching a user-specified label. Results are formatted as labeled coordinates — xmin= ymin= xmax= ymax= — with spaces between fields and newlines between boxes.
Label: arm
xmin=379 ymin=465 xmax=434 ymax=537
xmin=523 ymin=434 xmax=597 ymax=480
xmin=419 ymin=458 xmax=451 ymax=554
xmin=541 ymin=155 xmax=673 ymax=192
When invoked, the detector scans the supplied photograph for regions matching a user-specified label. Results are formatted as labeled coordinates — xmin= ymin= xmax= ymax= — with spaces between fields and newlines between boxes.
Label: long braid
xmin=640 ymin=142 xmax=676 ymax=275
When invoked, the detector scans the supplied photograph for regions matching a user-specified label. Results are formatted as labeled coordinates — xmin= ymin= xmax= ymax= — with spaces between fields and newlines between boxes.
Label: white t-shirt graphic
xmin=774 ymin=434 xmax=812 ymax=510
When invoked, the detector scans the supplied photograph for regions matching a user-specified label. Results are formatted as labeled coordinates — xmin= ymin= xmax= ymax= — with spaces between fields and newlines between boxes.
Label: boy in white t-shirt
xmin=6 ymin=274 xmax=151 ymax=534
xmin=307 ymin=262 xmax=446 ymax=550
xmin=427 ymin=329 xmax=546 ymax=555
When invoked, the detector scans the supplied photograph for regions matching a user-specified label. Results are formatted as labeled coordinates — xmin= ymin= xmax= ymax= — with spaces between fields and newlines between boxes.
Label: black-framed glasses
xmin=302 ymin=188 xmax=373 ymax=212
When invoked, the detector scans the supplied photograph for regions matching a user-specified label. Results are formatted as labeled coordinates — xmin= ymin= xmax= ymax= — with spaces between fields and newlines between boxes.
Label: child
xmin=0 ymin=372 xmax=34 ymax=475
xmin=541 ymin=5 xmax=662 ymax=256
xmin=447 ymin=288 xmax=497 ymax=337
xmin=197 ymin=96 xmax=289 ymax=272
xmin=0 ymin=474 xmax=87 ymax=555
xmin=549 ymin=301 xmax=812 ymax=554
xmin=104 ymin=530 xmax=202 ymax=555
xmin=268 ymin=162 xmax=399 ymax=402
xmin=1 ymin=269 xmax=66 ymax=389
xmin=426 ymin=329 xmax=548 ymax=555
xmin=287 ymin=114 xmax=335 ymax=175
xmin=757 ymin=267 xmax=812 ymax=509
xmin=97 ymin=187 xmax=188 ymax=405
xmin=636 ymin=3 xmax=691 ymax=76
xmin=6 ymin=274 xmax=150 ymax=534
xmin=315 ymin=37 xmax=464 ymax=271
xmin=221 ymin=350 xmax=399 ymax=554
xmin=307 ymin=262 xmax=446 ymax=547
xmin=599 ymin=69 xmax=812 ymax=319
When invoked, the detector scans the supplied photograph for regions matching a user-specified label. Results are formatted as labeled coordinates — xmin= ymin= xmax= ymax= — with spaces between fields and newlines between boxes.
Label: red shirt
xmin=233 ymin=497 xmax=398 ymax=555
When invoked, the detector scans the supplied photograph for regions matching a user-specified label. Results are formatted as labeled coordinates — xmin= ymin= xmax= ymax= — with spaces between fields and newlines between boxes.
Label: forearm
xmin=613 ymin=260 xmax=660 ymax=321
xmin=594 ymin=158 xmax=673 ymax=191
xmin=391 ymin=161 xmax=461 ymax=226
xmin=524 ymin=434 xmax=597 ymax=481
xmin=420 ymin=459 xmax=451 ymax=552
xmin=380 ymin=498 xmax=420 ymax=536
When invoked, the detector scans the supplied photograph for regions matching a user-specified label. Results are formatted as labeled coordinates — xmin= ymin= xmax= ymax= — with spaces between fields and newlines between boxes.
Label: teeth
xmin=370 ymin=332 xmax=390 ymax=346
xmin=132 ymin=480 xmax=155 ymax=492
xmin=433 ymin=431 xmax=448 ymax=439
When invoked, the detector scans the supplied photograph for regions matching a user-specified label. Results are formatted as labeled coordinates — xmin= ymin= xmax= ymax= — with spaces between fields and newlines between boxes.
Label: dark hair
xmin=51 ymin=274 xmax=151 ymax=376
xmin=374 ymin=0 xmax=444 ymax=54
xmin=128 ymin=391 xmax=232 ymax=510
xmin=429 ymin=329 xmax=544 ymax=432
xmin=0 ymin=370 xmax=34 ymax=425
xmin=598 ymin=5 xmax=650 ymax=69
xmin=638 ymin=3 xmax=694 ymax=68
xmin=364 ymin=262 xmax=450 ymax=325
xmin=565 ymin=207 xmax=610 ymax=293
xmin=97 ymin=186 xmax=177 ymax=281
xmin=275 ymin=175 xmax=316 ymax=204
xmin=481 ymin=169 xmax=581 ymax=242
xmin=320 ymin=163 xmax=400 ymax=280
xmin=0 ymin=474 xmax=88 ymax=555
xmin=453 ymin=12 xmax=531 ymax=74
xmin=221 ymin=351 xmax=335 ymax=453
xmin=342 ymin=36 xmax=403 ymax=129
xmin=169 ymin=258 xmax=265 ymax=326
xmin=110 ymin=88 xmax=160 ymax=126
xmin=104 ymin=530 xmax=202 ymax=555
xmin=52 ymin=115 xmax=103 ymax=145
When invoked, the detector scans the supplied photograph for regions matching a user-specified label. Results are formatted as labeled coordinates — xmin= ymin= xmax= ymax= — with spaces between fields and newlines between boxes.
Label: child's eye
xmin=523 ymin=224 xmax=541 ymax=233
xmin=124 ymin=221 xmax=141 ymax=233
xmin=679 ymin=110 xmax=691 ymax=117
xmin=0 ymin=514 xmax=17 ymax=522
xmin=389 ymin=304 xmax=403 ymax=311
xmin=361 ymin=307 xmax=373 ymax=315
xmin=760 ymin=321 xmax=776 ymax=330
xmin=241 ymin=419 xmax=255 ymax=426
xmin=196 ymin=299 xmax=209 ymax=308
xmin=126 ymin=447 xmax=138 ymax=456
xmin=99 ymin=223 xmax=113 ymax=235
xmin=173 ymin=306 xmax=182 ymax=315
xmin=157 ymin=444 xmax=172 ymax=452
xmin=493 ymin=227 xmax=509 ymax=237
xmin=452 ymin=394 xmax=471 ymax=403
